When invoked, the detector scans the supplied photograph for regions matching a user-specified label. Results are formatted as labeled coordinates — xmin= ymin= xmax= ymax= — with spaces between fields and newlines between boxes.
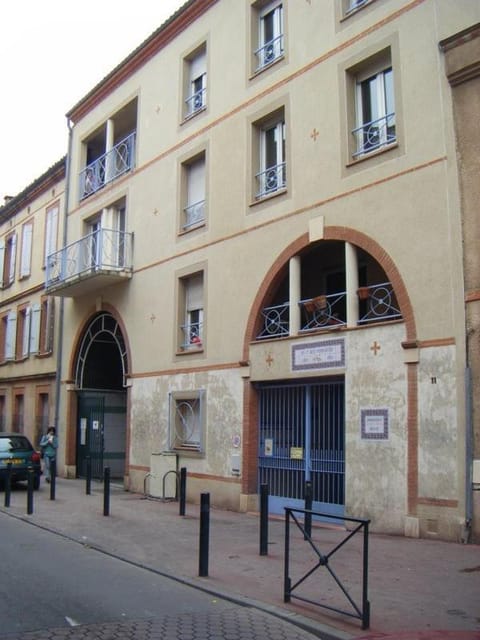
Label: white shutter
xmin=5 ymin=311 xmax=17 ymax=360
xmin=45 ymin=206 xmax=59 ymax=266
xmin=190 ymin=50 xmax=206 ymax=82
xmin=30 ymin=303 xmax=41 ymax=354
xmin=8 ymin=234 xmax=16 ymax=284
xmin=186 ymin=273 xmax=203 ymax=311
xmin=20 ymin=223 xmax=33 ymax=277
xmin=0 ymin=239 xmax=5 ymax=287
xmin=187 ymin=158 xmax=205 ymax=206
xmin=22 ymin=307 xmax=31 ymax=357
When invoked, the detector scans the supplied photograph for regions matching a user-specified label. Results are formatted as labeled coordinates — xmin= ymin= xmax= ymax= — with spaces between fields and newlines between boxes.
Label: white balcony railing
xmin=255 ymin=33 xmax=284 ymax=70
xmin=79 ymin=132 xmax=136 ymax=200
xmin=352 ymin=113 xmax=396 ymax=157
xmin=182 ymin=200 xmax=205 ymax=231
xmin=255 ymin=162 xmax=286 ymax=199
xmin=46 ymin=229 xmax=133 ymax=290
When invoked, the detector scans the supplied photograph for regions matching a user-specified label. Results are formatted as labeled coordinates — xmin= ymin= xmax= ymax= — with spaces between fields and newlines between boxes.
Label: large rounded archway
xmin=73 ymin=312 xmax=129 ymax=480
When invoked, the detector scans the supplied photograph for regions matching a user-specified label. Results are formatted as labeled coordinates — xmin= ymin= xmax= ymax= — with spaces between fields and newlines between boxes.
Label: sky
xmin=0 ymin=0 xmax=185 ymax=199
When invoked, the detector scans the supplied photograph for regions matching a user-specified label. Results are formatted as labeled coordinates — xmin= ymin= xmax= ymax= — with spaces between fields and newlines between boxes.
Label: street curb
xmin=0 ymin=506 xmax=353 ymax=640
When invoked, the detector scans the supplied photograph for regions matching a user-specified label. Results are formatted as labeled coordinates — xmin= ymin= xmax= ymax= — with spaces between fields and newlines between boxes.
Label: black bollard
xmin=304 ymin=480 xmax=312 ymax=540
xmin=103 ymin=467 xmax=110 ymax=516
xmin=259 ymin=483 xmax=269 ymax=556
xmin=198 ymin=492 xmax=210 ymax=577
xmin=50 ymin=459 xmax=56 ymax=501
xmin=179 ymin=467 xmax=186 ymax=516
xmin=27 ymin=467 xmax=34 ymax=515
xmin=86 ymin=455 xmax=92 ymax=496
xmin=4 ymin=462 xmax=12 ymax=508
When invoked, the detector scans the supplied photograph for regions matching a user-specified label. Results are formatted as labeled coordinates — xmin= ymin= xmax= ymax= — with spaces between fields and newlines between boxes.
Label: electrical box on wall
xmin=231 ymin=453 xmax=241 ymax=476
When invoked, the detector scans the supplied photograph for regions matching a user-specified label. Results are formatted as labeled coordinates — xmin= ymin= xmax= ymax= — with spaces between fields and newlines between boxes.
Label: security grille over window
xmin=168 ymin=391 xmax=205 ymax=452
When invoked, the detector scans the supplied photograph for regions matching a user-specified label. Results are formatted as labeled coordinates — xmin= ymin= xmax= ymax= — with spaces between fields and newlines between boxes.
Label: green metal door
xmin=77 ymin=395 xmax=105 ymax=479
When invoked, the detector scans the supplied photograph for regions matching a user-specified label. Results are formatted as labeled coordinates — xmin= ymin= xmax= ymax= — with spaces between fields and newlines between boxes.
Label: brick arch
xmin=242 ymin=227 xmax=416 ymax=358
xmin=68 ymin=302 xmax=132 ymax=383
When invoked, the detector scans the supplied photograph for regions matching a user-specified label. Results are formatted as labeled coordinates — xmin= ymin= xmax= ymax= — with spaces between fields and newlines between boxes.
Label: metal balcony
xmin=79 ymin=132 xmax=136 ymax=200
xmin=352 ymin=113 xmax=396 ymax=157
xmin=45 ymin=229 xmax=133 ymax=297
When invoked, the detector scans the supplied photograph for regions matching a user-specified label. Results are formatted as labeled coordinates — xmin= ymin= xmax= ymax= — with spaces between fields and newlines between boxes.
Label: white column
xmin=289 ymin=255 xmax=301 ymax=335
xmin=345 ymin=242 xmax=359 ymax=327
xmin=105 ymin=119 xmax=115 ymax=182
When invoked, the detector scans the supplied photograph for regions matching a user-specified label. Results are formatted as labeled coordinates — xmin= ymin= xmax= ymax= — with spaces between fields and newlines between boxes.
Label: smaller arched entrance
xmin=74 ymin=312 xmax=129 ymax=480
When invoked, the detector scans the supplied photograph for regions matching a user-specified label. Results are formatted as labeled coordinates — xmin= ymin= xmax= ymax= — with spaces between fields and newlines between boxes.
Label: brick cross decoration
xmin=310 ymin=128 xmax=319 ymax=141
xmin=266 ymin=353 xmax=274 ymax=367
xmin=370 ymin=341 xmax=381 ymax=355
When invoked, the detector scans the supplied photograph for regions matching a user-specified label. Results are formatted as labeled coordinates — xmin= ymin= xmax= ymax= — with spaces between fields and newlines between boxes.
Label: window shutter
xmin=45 ymin=297 xmax=55 ymax=352
xmin=186 ymin=274 xmax=203 ymax=311
xmin=187 ymin=158 xmax=205 ymax=206
xmin=0 ymin=239 xmax=5 ymax=287
xmin=22 ymin=307 xmax=31 ymax=357
xmin=30 ymin=303 xmax=41 ymax=354
xmin=8 ymin=234 xmax=17 ymax=284
xmin=20 ymin=223 xmax=33 ymax=277
xmin=190 ymin=51 xmax=206 ymax=82
xmin=5 ymin=311 xmax=17 ymax=360
xmin=45 ymin=206 xmax=59 ymax=266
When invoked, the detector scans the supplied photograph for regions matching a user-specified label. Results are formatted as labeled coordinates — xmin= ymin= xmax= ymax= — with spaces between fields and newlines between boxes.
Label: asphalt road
xmin=0 ymin=511 xmax=237 ymax=635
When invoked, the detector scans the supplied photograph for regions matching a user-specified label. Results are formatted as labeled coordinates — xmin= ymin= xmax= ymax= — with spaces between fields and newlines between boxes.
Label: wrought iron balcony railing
xmin=352 ymin=113 xmax=396 ymax=157
xmin=255 ymin=162 xmax=286 ymax=199
xmin=256 ymin=302 xmax=289 ymax=340
xmin=79 ymin=132 xmax=136 ymax=200
xmin=180 ymin=321 xmax=203 ymax=349
xmin=45 ymin=229 xmax=133 ymax=289
xmin=299 ymin=293 xmax=347 ymax=332
xmin=255 ymin=34 xmax=284 ymax=70
xmin=357 ymin=282 xmax=401 ymax=324
xmin=185 ymin=86 xmax=206 ymax=116
xmin=182 ymin=200 xmax=206 ymax=231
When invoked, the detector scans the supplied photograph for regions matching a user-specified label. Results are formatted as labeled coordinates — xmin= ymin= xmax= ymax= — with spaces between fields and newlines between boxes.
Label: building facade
xmin=0 ymin=159 xmax=65 ymax=449
xmin=41 ymin=0 xmax=480 ymax=541
xmin=439 ymin=23 xmax=480 ymax=544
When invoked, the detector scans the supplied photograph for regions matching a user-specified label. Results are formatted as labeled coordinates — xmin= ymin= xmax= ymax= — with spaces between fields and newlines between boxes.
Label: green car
xmin=0 ymin=433 xmax=42 ymax=490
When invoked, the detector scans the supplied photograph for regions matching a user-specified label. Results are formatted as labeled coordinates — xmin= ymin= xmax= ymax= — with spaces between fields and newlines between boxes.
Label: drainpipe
xmin=464 ymin=365 xmax=473 ymax=543
xmin=53 ymin=119 xmax=73 ymax=435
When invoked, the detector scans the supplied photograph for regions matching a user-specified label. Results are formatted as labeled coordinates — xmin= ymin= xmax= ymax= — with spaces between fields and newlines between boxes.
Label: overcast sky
xmin=0 ymin=0 xmax=185 ymax=199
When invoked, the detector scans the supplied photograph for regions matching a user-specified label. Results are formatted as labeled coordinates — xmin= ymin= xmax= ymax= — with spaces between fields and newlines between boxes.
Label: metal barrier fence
xmin=284 ymin=507 xmax=370 ymax=629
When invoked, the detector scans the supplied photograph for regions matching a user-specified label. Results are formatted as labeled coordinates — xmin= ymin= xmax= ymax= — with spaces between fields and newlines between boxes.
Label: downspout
xmin=53 ymin=119 xmax=73 ymax=435
xmin=464 ymin=364 xmax=473 ymax=543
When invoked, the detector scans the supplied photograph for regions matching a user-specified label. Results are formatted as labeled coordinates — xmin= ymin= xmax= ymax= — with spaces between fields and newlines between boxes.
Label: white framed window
xmin=183 ymin=154 xmax=206 ymax=231
xmin=180 ymin=272 xmax=204 ymax=350
xmin=20 ymin=222 xmax=33 ymax=278
xmin=185 ymin=47 xmax=207 ymax=118
xmin=44 ymin=204 xmax=59 ymax=267
xmin=255 ymin=1 xmax=284 ymax=71
xmin=353 ymin=67 xmax=395 ymax=157
xmin=168 ymin=389 xmax=206 ymax=452
xmin=30 ymin=303 xmax=41 ymax=354
xmin=256 ymin=116 xmax=286 ymax=198
xmin=345 ymin=0 xmax=370 ymax=14
xmin=18 ymin=306 xmax=31 ymax=359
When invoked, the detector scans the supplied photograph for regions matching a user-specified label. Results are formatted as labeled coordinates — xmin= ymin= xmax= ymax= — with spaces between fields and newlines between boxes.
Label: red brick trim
xmin=466 ymin=291 xmax=480 ymax=303
xmin=407 ymin=363 xmax=418 ymax=515
xmin=417 ymin=497 xmax=458 ymax=508
xmin=418 ymin=337 xmax=455 ymax=348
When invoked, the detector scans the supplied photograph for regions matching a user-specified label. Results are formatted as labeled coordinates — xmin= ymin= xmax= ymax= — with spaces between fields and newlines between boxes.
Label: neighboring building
xmin=439 ymin=23 xmax=480 ymax=544
xmin=0 ymin=158 xmax=65 ymax=449
xmin=42 ymin=0 xmax=480 ymax=541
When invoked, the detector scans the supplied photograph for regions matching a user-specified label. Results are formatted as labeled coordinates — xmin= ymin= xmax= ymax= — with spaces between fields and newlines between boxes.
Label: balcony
xmin=255 ymin=162 xmax=286 ymax=199
xmin=255 ymin=33 xmax=284 ymax=71
xmin=352 ymin=113 xmax=396 ymax=157
xmin=182 ymin=200 xmax=206 ymax=231
xmin=256 ymin=283 xmax=401 ymax=340
xmin=79 ymin=132 xmax=136 ymax=200
xmin=45 ymin=229 xmax=133 ymax=297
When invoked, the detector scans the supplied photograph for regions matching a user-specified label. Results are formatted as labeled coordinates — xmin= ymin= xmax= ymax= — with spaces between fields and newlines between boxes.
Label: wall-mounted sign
xmin=92 ymin=420 xmax=99 ymax=431
xmin=290 ymin=447 xmax=303 ymax=460
xmin=361 ymin=409 xmax=389 ymax=440
xmin=232 ymin=434 xmax=241 ymax=448
xmin=80 ymin=418 xmax=87 ymax=445
xmin=264 ymin=438 xmax=273 ymax=456
xmin=292 ymin=338 xmax=345 ymax=371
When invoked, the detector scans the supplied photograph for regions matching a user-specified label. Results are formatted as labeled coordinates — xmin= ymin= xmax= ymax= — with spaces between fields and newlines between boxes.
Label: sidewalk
xmin=1 ymin=479 xmax=479 ymax=639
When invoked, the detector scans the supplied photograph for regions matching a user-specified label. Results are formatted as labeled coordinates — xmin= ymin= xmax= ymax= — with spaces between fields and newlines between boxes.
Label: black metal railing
xmin=284 ymin=507 xmax=370 ymax=629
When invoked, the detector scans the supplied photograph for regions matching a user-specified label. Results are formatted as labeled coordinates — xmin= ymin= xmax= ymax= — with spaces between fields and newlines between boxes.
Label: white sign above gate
xmin=291 ymin=338 xmax=345 ymax=371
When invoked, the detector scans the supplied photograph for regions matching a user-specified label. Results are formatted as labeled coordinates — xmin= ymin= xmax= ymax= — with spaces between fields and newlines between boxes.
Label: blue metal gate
xmin=258 ymin=379 xmax=344 ymax=517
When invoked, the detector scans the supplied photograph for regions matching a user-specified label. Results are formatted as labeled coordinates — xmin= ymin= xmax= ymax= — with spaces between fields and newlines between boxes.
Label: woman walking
xmin=40 ymin=427 xmax=58 ymax=483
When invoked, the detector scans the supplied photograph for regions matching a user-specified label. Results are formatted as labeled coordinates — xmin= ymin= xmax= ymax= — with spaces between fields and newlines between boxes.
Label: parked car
xmin=0 ymin=433 xmax=42 ymax=490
